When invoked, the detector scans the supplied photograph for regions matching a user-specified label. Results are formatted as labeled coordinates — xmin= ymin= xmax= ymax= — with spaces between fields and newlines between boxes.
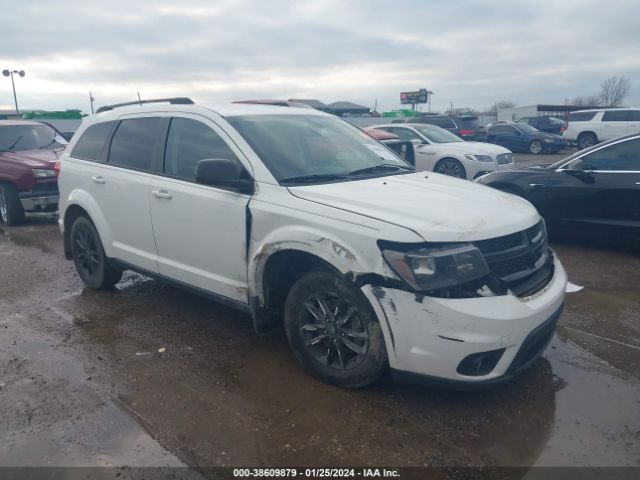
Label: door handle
xmin=91 ymin=176 xmax=105 ymax=184
xmin=152 ymin=189 xmax=172 ymax=199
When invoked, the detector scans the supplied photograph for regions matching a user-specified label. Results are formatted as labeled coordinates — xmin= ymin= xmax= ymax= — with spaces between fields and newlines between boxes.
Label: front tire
xmin=434 ymin=158 xmax=467 ymax=179
xmin=70 ymin=216 xmax=122 ymax=289
xmin=284 ymin=270 xmax=388 ymax=388
xmin=0 ymin=183 xmax=26 ymax=226
xmin=529 ymin=140 xmax=543 ymax=154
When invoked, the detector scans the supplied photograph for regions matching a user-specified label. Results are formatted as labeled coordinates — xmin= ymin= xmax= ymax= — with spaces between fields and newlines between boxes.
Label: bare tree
xmin=599 ymin=76 xmax=631 ymax=107
xmin=486 ymin=101 xmax=516 ymax=114
xmin=570 ymin=95 xmax=602 ymax=107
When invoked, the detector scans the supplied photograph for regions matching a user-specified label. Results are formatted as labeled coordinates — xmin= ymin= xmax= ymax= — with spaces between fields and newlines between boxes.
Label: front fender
xmin=248 ymin=225 xmax=377 ymax=304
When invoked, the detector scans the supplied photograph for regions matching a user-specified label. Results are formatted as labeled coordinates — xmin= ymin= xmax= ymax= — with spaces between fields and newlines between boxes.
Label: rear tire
xmin=577 ymin=132 xmax=597 ymax=149
xmin=70 ymin=216 xmax=122 ymax=289
xmin=434 ymin=158 xmax=467 ymax=179
xmin=284 ymin=270 xmax=388 ymax=388
xmin=0 ymin=183 xmax=26 ymax=226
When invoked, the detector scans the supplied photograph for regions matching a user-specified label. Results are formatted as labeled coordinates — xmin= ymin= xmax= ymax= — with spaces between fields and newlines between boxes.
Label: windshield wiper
xmin=348 ymin=163 xmax=414 ymax=176
xmin=280 ymin=173 xmax=349 ymax=185
xmin=0 ymin=136 xmax=23 ymax=153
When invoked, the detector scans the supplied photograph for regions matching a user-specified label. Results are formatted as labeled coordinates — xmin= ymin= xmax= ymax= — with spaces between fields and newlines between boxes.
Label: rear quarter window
xmin=568 ymin=111 xmax=598 ymax=122
xmin=70 ymin=121 xmax=115 ymax=161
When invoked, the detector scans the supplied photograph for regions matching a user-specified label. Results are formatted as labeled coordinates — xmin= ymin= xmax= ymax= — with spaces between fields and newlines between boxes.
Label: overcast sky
xmin=1 ymin=0 xmax=638 ymax=114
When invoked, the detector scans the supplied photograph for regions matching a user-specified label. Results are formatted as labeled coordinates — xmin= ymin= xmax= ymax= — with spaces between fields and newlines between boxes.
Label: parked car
xmin=0 ymin=120 xmax=66 ymax=225
xmin=364 ymin=128 xmax=415 ymax=166
xmin=563 ymin=108 xmax=640 ymax=149
xmin=58 ymin=98 xmax=567 ymax=388
xmin=475 ymin=133 xmax=640 ymax=242
xmin=412 ymin=115 xmax=484 ymax=141
xmin=372 ymin=123 xmax=514 ymax=179
xmin=517 ymin=116 xmax=567 ymax=135
xmin=486 ymin=122 xmax=568 ymax=154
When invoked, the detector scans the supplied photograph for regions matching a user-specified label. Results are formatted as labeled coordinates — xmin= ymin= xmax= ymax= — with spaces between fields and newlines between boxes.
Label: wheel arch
xmin=248 ymin=229 xmax=381 ymax=333
xmin=62 ymin=191 xmax=112 ymax=260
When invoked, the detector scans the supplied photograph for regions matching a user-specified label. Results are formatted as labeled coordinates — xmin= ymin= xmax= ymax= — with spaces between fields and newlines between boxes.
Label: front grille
xmin=496 ymin=153 xmax=514 ymax=165
xmin=474 ymin=220 xmax=553 ymax=297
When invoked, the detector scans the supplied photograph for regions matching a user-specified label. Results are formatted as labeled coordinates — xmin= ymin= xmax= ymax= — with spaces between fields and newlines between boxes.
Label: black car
xmin=486 ymin=123 xmax=567 ymax=154
xmin=517 ymin=116 xmax=567 ymax=135
xmin=475 ymin=134 xmax=640 ymax=242
xmin=411 ymin=115 xmax=484 ymax=141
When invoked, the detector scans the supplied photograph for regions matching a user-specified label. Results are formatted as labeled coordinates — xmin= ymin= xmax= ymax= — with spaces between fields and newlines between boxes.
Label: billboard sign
xmin=400 ymin=89 xmax=429 ymax=105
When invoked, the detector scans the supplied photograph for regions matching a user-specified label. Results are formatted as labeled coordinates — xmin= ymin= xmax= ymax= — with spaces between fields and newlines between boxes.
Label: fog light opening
xmin=457 ymin=348 xmax=505 ymax=376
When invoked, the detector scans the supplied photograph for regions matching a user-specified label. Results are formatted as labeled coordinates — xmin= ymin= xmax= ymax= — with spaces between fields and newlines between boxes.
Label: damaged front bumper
xmin=361 ymin=256 xmax=567 ymax=387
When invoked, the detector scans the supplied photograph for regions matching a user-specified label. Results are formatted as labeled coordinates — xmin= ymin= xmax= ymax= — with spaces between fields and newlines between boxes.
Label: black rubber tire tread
xmin=0 ymin=183 xmax=26 ymax=226
xmin=284 ymin=270 xmax=388 ymax=388
xmin=70 ymin=216 xmax=123 ymax=289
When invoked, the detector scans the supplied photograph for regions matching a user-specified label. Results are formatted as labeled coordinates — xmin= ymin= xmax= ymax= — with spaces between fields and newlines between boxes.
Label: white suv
xmin=563 ymin=108 xmax=640 ymax=149
xmin=58 ymin=98 xmax=567 ymax=388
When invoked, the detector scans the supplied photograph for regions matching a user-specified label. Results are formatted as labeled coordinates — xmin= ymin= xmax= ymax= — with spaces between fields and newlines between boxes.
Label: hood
xmin=0 ymin=148 xmax=63 ymax=169
xmin=417 ymin=141 xmax=510 ymax=158
xmin=288 ymin=172 xmax=539 ymax=243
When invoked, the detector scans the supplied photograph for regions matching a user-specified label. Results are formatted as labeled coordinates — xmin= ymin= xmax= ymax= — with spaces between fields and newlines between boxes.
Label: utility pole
xmin=2 ymin=69 xmax=25 ymax=117
xmin=450 ymin=99 xmax=454 ymax=115
xmin=89 ymin=91 xmax=95 ymax=114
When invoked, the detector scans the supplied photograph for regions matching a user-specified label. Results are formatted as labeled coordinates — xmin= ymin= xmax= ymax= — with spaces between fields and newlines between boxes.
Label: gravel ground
xmin=0 ymin=210 xmax=638 ymax=473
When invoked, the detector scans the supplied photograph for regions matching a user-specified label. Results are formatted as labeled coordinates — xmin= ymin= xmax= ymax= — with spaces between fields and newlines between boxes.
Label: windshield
xmin=0 ymin=124 xmax=67 ymax=152
xmin=227 ymin=114 xmax=413 ymax=183
xmin=413 ymin=125 xmax=463 ymax=143
xmin=517 ymin=124 xmax=539 ymax=134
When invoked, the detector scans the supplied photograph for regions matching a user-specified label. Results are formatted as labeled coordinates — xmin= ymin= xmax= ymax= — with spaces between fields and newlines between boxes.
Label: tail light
xmin=459 ymin=129 xmax=475 ymax=136
xmin=560 ymin=126 xmax=567 ymax=133
xmin=54 ymin=160 xmax=62 ymax=176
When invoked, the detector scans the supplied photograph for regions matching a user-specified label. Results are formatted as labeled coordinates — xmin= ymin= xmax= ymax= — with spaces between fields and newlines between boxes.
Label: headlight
xmin=382 ymin=243 xmax=490 ymax=291
xmin=464 ymin=154 xmax=493 ymax=162
xmin=32 ymin=169 xmax=57 ymax=178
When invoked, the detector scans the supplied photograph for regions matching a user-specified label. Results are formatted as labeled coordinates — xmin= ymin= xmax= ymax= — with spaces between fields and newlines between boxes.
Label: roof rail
xmin=96 ymin=97 xmax=194 ymax=113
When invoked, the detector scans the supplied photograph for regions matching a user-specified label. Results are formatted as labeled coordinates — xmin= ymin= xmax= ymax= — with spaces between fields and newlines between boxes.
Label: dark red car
xmin=0 ymin=120 xmax=66 ymax=225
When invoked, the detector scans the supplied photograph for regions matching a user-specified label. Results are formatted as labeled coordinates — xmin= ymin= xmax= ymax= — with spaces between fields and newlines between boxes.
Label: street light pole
xmin=2 ymin=69 xmax=25 ymax=118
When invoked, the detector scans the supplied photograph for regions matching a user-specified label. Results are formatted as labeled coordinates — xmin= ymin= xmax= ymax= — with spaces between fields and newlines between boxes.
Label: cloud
xmin=0 ymin=0 xmax=638 ymax=113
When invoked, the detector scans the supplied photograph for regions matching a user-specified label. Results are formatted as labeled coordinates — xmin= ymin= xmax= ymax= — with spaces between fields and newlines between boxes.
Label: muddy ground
xmin=1 ymin=176 xmax=639 ymax=474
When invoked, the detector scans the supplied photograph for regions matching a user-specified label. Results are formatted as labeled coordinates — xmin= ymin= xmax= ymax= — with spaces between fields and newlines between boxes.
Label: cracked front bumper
xmin=361 ymin=256 xmax=567 ymax=385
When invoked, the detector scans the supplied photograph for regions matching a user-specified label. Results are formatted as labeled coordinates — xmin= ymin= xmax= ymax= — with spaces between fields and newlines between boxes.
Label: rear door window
xmin=602 ymin=111 xmax=631 ymax=122
xmin=164 ymin=117 xmax=240 ymax=182
xmin=70 ymin=121 xmax=115 ymax=161
xmin=108 ymin=117 xmax=164 ymax=171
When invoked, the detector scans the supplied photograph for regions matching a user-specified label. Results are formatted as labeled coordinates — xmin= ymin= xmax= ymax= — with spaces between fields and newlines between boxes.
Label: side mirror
xmin=195 ymin=158 xmax=254 ymax=194
xmin=410 ymin=139 xmax=423 ymax=147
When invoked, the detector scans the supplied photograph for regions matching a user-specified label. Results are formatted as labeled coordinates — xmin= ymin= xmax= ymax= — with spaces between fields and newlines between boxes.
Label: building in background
xmin=497 ymin=104 xmax=601 ymax=122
